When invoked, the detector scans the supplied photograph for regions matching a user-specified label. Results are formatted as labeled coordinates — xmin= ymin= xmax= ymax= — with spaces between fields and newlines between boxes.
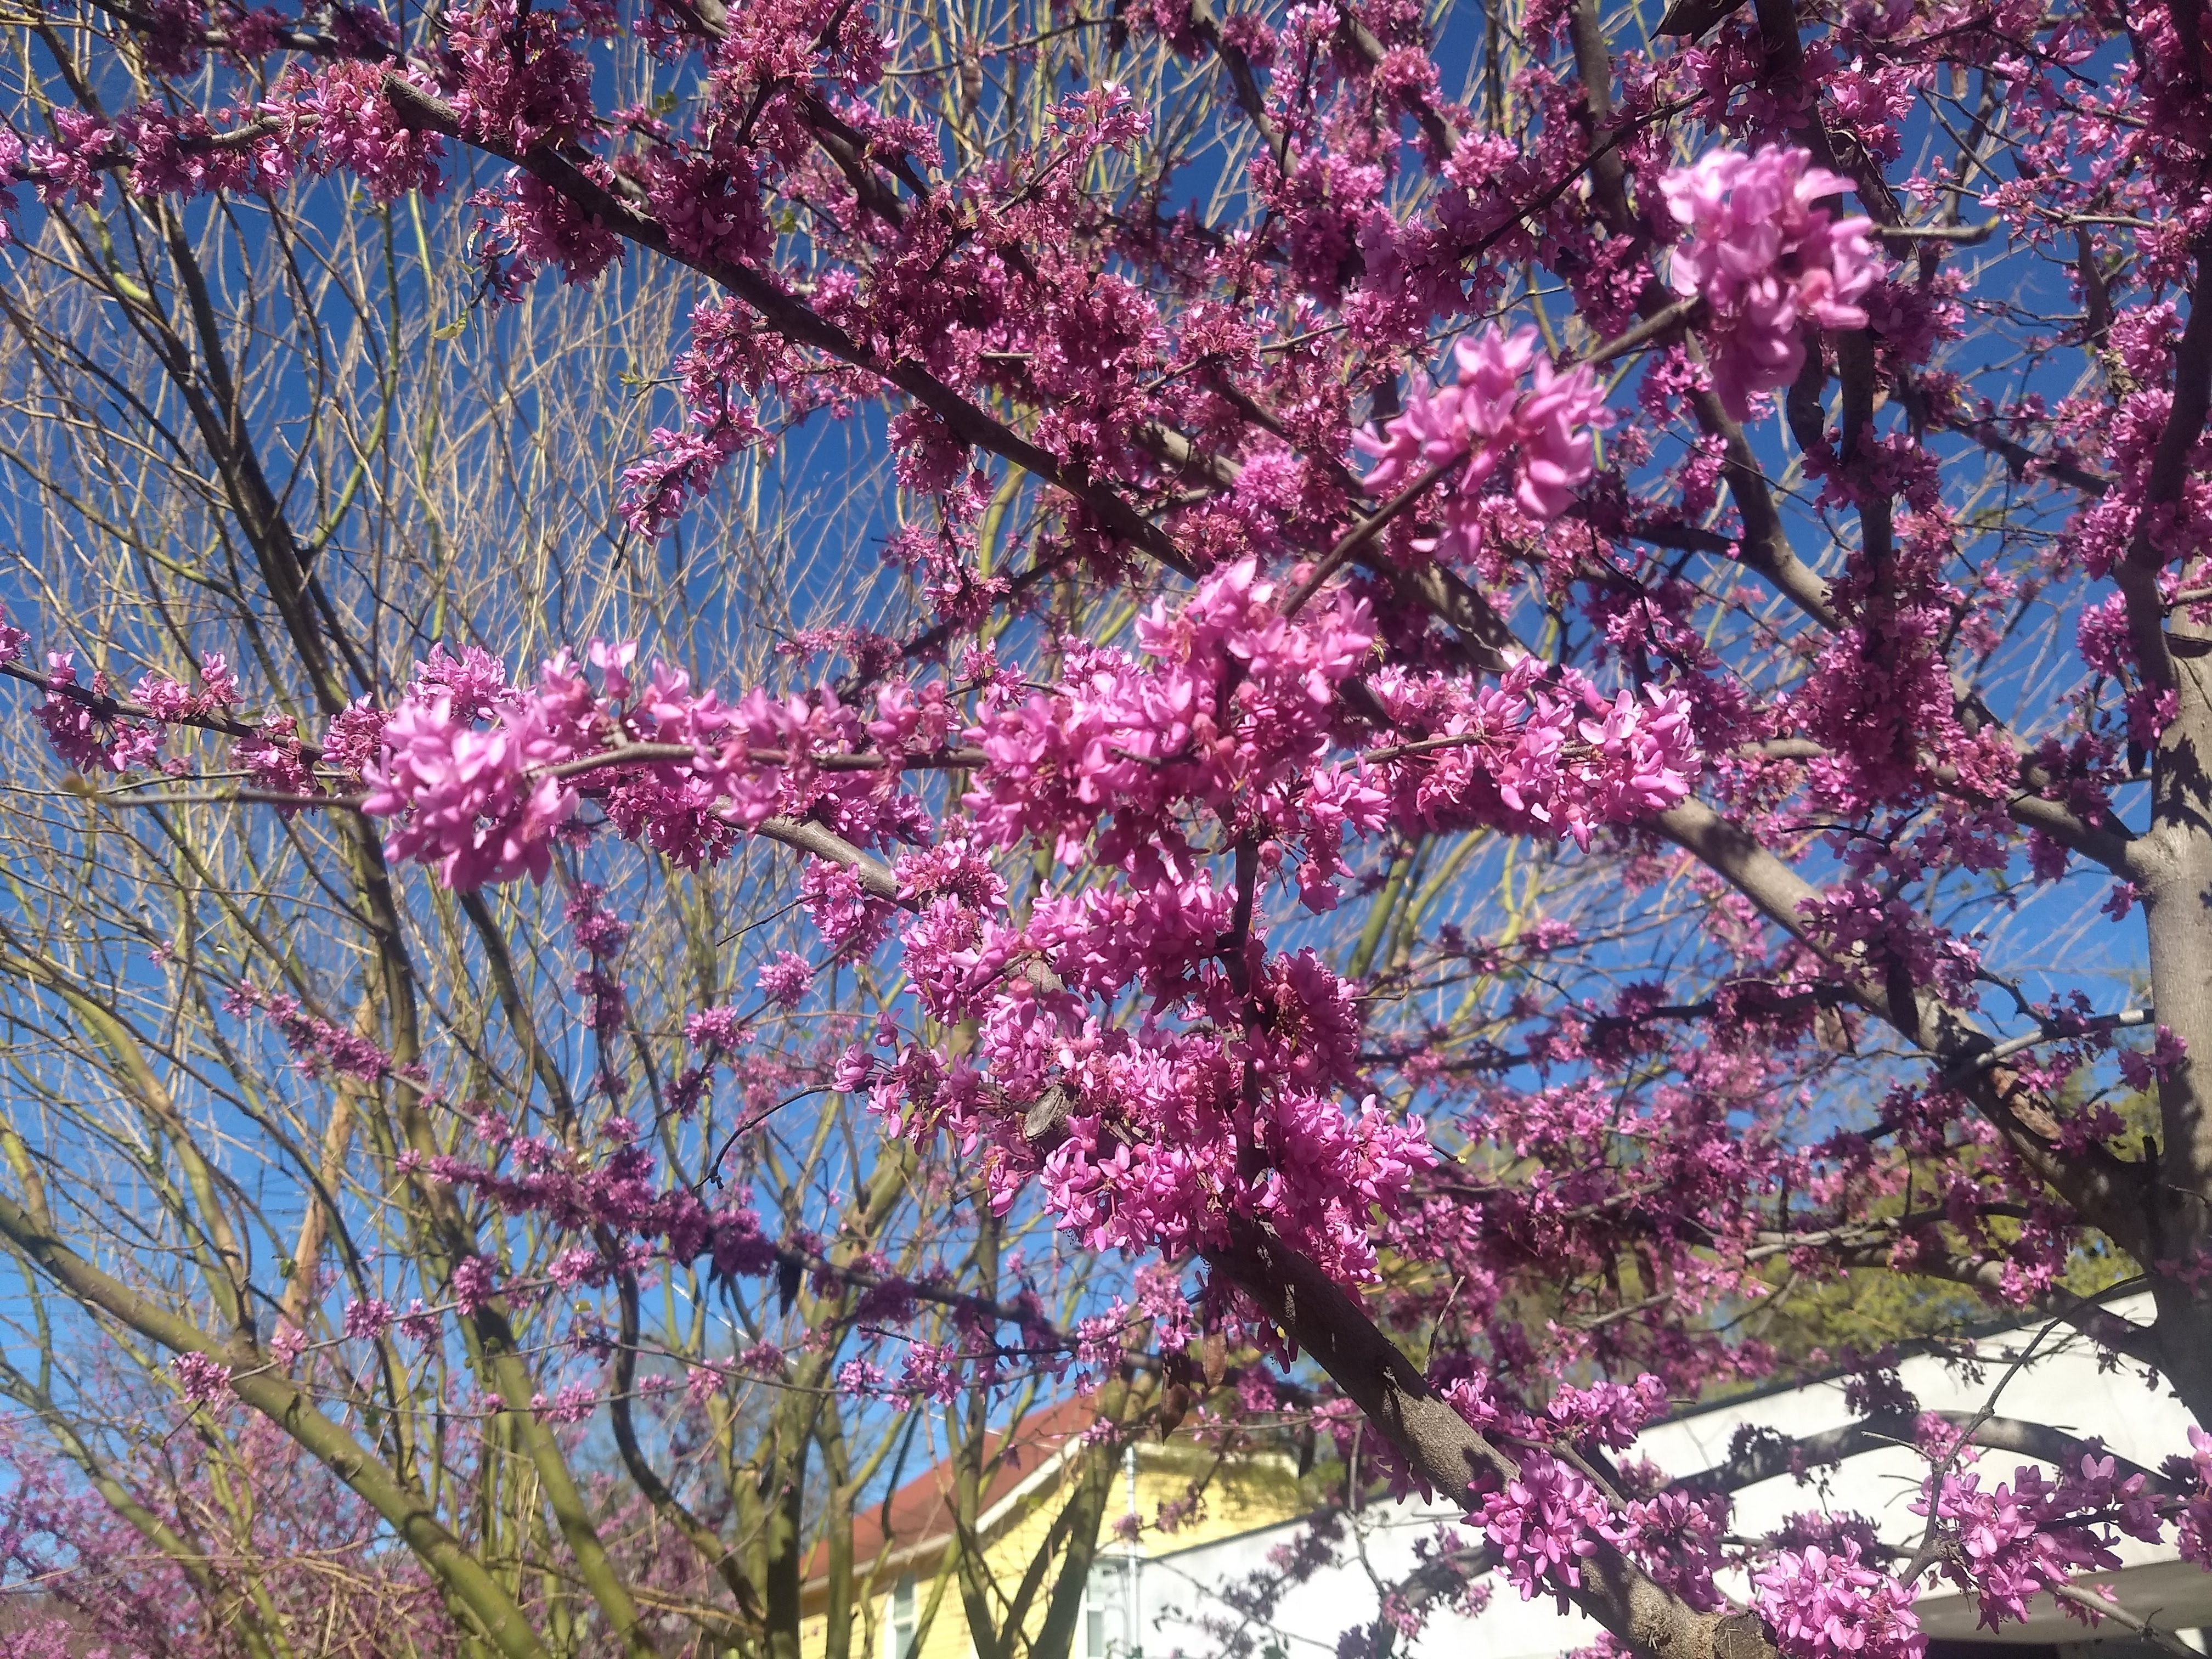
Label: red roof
xmin=806 ymin=1395 xmax=1107 ymax=1584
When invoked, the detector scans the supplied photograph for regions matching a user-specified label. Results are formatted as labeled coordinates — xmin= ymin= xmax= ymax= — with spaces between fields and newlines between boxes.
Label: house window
xmin=891 ymin=1576 xmax=917 ymax=1659
xmin=1085 ymin=1560 xmax=1130 ymax=1659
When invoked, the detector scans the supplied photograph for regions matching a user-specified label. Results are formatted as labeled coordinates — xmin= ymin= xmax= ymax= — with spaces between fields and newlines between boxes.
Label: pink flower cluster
xmin=1478 ymin=1453 xmax=1612 ymax=1610
xmin=2177 ymin=1429 xmax=2212 ymax=1567
xmin=170 ymin=1352 xmax=234 ymax=1408
xmin=756 ymin=950 xmax=815 ymax=1007
xmin=224 ymin=980 xmax=396 ymax=1080
xmin=966 ymin=559 xmax=1386 ymax=900
xmin=201 ymin=566 xmax=1711 ymax=1295
xmin=1660 ymin=146 xmax=1882 ymax=420
xmin=294 ymin=63 xmax=446 ymax=201
xmin=33 ymin=654 xmax=153 ymax=774
xmin=343 ymin=1298 xmax=396 ymax=1341
xmin=1355 ymin=326 xmax=1606 ymax=562
xmin=353 ymin=639 xmax=935 ymax=887
xmin=26 ymin=647 xmax=287 ymax=786
xmin=1915 ymin=1444 xmax=2151 ymax=1629
xmin=1368 ymin=656 xmax=1698 ymax=848
xmin=1796 ymin=883 xmax=1983 ymax=1007
xmin=360 ymin=648 xmax=594 ymax=888
xmin=566 ymin=883 xmax=631 ymax=1073
xmin=1752 ymin=1542 xmax=1924 ymax=1659
xmin=133 ymin=653 xmax=240 ymax=721
xmin=35 ymin=654 xmax=138 ymax=778
xmin=1014 ymin=1045 xmax=1436 ymax=1283
xmin=236 ymin=715 xmax=318 ymax=808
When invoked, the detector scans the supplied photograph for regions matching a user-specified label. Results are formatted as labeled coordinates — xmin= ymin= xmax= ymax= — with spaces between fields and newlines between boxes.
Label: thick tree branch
xmin=2117 ymin=239 xmax=2212 ymax=692
xmin=1655 ymin=798 xmax=2154 ymax=1263
xmin=1676 ymin=1410 xmax=2170 ymax=1499
xmin=379 ymin=78 xmax=1199 ymax=582
xmin=1204 ymin=1217 xmax=1785 ymax=1659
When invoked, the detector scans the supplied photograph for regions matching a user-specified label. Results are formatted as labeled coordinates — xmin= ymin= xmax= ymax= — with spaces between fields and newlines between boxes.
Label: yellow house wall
xmin=800 ymin=1443 xmax=1309 ymax=1659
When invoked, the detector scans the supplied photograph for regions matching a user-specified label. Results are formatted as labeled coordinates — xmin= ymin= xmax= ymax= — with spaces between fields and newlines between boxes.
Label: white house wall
xmin=1144 ymin=1296 xmax=2205 ymax=1659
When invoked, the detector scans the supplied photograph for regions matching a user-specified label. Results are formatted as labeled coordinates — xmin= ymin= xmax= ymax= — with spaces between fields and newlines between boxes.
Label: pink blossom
xmin=1355 ymin=326 xmax=1607 ymax=561
xmin=755 ymin=950 xmax=815 ymax=1007
xmin=687 ymin=1005 xmax=751 ymax=1049
xmin=898 ymin=1339 xmax=960 ymax=1403
xmin=34 ymin=654 xmax=156 ymax=774
xmin=171 ymin=1351 xmax=233 ymax=1407
xmin=1477 ymin=1453 xmax=1613 ymax=1610
xmin=298 ymin=63 xmax=445 ymax=201
xmin=1661 ymin=145 xmax=1882 ymax=420
xmin=342 ymin=1299 xmax=395 ymax=1341
xmin=449 ymin=1255 xmax=499 ymax=1314
xmin=531 ymin=1382 xmax=599 ymax=1425
xmin=236 ymin=715 xmax=319 ymax=808
xmin=133 ymin=673 xmax=197 ymax=721
xmin=269 ymin=1322 xmax=308 ymax=1367
xmin=1753 ymin=1543 xmax=1923 ymax=1659
xmin=360 ymin=689 xmax=581 ymax=888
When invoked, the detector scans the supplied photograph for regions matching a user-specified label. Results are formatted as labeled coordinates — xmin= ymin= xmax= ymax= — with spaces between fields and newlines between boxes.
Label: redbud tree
xmin=0 ymin=0 xmax=2208 ymax=1648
